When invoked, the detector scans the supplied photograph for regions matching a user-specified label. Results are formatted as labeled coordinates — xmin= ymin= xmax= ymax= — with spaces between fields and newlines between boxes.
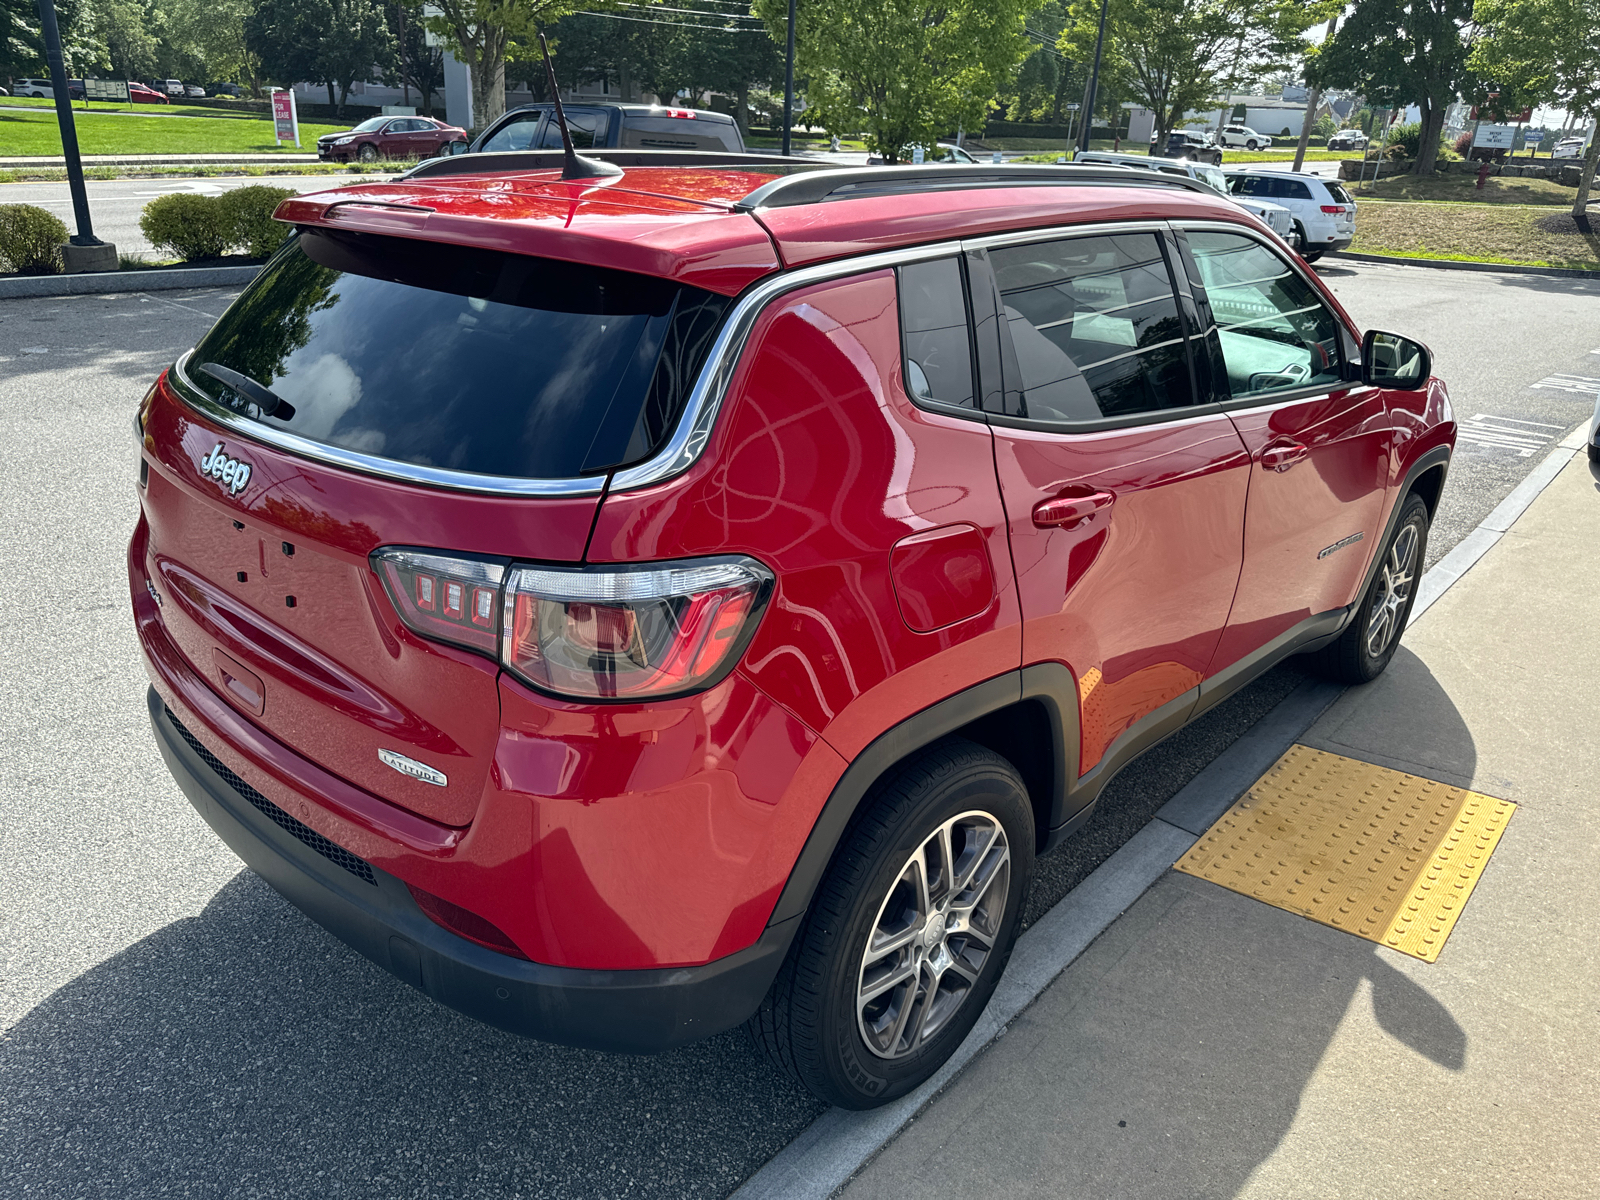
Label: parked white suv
xmin=13 ymin=78 xmax=57 ymax=99
xmin=1224 ymin=169 xmax=1356 ymax=262
xmin=1075 ymin=150 xmax=1299 ymax=246
xmin=1217 ymin=125 xmax=1274 ymax=150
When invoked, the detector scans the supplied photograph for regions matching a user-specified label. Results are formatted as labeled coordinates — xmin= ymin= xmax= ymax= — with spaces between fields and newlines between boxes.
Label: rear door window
xmin=479 ymin=111 xmax=543 ymax=152
xmin=184 ymin=230 xmax=730 ymax=480
xmin=988 ymin=232 xmax=1194 ymax=422
xmin=537 ymin=107 xmax=607 ymax=148
xmin=1183 ymin=230 xmax=1342 ymax=399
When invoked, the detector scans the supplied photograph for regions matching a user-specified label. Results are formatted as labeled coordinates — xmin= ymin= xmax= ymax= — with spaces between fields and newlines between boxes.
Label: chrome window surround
xmin=170 ymin=240 xmax=964 ymax=499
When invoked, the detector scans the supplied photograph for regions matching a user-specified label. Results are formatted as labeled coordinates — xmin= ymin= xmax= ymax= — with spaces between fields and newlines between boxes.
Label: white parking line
xmin=1529 ymin=373 xmax=1600 ymax=396
xmin=1456 ymin=413 xmax=1562 ymax=457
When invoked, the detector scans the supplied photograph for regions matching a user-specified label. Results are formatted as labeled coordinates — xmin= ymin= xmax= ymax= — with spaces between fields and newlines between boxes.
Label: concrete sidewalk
xmin=839 ymin=456 xmax=1600 ymax=1199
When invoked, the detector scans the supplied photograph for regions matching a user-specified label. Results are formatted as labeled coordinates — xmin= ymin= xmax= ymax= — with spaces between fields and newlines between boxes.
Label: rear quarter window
xmin=183 ymin=230 xmax=731 ymax=481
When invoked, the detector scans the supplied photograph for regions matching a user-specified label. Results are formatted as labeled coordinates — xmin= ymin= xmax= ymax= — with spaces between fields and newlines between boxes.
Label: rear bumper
xmin=1309 ymin=234 xmax=1354 ymax=253
xmin=147 ymin=683 xmax=798 ymax=1052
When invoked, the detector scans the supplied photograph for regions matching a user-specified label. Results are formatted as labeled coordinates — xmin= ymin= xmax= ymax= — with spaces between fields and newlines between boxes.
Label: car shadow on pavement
xmin=845 ymin=645 xmax=1479 ymax=1199
xmin=844 ymin=870 xmax=1470 ymax=1200
xmin=0 ymin=871 xmax=825 ymax=1199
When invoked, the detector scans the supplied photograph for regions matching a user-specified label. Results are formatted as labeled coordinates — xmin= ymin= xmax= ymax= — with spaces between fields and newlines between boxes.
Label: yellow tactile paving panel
xmin=1174 ymin=744 xmax=1515 ymax=962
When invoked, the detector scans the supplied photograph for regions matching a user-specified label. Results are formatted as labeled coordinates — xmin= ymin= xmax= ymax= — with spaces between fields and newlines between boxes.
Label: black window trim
xmin=961 ymin=220 xmax=1216 ymax=435
xmin=1172 ymin=219 xmax=1375 ymax=413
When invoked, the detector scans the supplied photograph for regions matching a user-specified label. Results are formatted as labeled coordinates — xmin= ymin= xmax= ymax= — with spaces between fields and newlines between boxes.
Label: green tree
xmin=752 ymin=0 xmax=1046 ymax=163
xmin=1308 ymin=0 xmax=1474 ymax=175
xmin=1472 ymin=0 xmax=1600 ymax=216
xmin=246 ymin=0 xmax=392 ymax=113
xmin=423 ymin=0 xmax=599 ymax=132
xmin=1060 ymin=0 xmax=1328 ymax=148
xmin=167 ymin=0 xmax=263 ymax=90
xmin=383 ymin=0 xmax=443 ymax=114
xmin=4 ymin=0 xmax=100 ymax=80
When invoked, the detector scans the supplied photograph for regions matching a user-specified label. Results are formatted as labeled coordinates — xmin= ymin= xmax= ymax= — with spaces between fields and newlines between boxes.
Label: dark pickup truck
xmin=471 ymin=102 xmax=746 ymax=155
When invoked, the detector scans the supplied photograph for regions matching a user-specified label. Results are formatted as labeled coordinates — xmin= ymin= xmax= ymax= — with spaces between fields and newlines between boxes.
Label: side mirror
xmin=1362 ymin=329 xmax=1431 ymax=391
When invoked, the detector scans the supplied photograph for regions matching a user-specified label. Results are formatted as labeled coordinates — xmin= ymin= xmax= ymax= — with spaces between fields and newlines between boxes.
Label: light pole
xmin=781 ymin=0 xmax=796 ymax=156
xmin=34 ymin=0 xmax=115 ymax=272
xmin=1076 ymin=0 xmax=1109 ymax=156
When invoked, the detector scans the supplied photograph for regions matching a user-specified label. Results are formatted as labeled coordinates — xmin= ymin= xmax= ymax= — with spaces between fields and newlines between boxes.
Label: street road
xmin=1 ymin=261 xmax=1594 ymax=1197
xmin=0 ymin=175 xmax=384 ymax=258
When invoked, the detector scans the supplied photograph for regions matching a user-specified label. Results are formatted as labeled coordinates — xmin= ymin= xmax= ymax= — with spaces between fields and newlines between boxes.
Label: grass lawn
xmin=1351 ymin=199 xmax=1600 ymax=270
xmin=0 ymin=106 xmax=345 ymax=155
xmin=1220 ymin=149 xmax=1350 ymax=163
xmin=1 ymin=95 xmax=267 ymax=120
xmin=1349 ymin=170 xmax=1576 ymax=206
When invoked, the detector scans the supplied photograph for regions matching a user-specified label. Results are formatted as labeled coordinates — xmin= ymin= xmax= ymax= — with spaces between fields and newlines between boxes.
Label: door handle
xmin=1261 ymin=440 xmax=1310 ymax=472
xmin=1032 ymin=490 xmax=1115 ymax=529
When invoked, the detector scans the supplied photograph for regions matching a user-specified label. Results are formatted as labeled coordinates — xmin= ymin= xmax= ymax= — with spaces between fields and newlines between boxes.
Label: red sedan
xmin=316 ymin=116 xmax=469 ymax=163
xmin=127 ymin=83 xmax=169 ymax=104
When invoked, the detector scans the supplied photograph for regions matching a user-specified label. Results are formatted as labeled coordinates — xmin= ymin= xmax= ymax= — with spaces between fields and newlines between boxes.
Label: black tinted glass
xmin=480 ymin=112 xmax=541 ymax=152
xmin=538 ymin=109 xmax=606 ymax=148
xmin=898 ymin=258 xmax=975 ymax=409
xmin=187 ymin=230 xmax=730 ymax=479
xmin=990 ymin=232 xmax=1193 ymax=422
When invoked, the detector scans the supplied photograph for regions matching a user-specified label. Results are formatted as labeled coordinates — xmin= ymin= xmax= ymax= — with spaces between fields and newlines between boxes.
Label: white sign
xmin=1472 ymin=123 xmax=1516 ymax=150
xmin=911 ymin=146 xmax=925 ymax=164
xmin=83 ymin=78 xmax=129 ymax=102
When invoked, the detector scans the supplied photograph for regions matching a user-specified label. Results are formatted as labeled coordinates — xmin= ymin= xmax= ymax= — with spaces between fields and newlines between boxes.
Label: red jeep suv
xmin=129 ymin=153 xmax=1454 ymax=1109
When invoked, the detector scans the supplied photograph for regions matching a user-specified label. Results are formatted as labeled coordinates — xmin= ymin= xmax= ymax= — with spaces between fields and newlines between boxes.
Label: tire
xmin=357 ymin=143 xmax=379 ymax=163
xmin=748 ymin=737 xmax=1035 ymax=1109
xmin=1303 ymin=251 xmax=1324 ymax=263
xmin=1246 ymin=139 xmax=1258 ymax=150
xmin=1310 ymin=493 xmax=1429 ymax=684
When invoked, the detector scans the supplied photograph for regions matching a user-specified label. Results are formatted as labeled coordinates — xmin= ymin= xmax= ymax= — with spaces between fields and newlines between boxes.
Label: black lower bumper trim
xmin=147 ymin=685 xmax=797 ymax=1053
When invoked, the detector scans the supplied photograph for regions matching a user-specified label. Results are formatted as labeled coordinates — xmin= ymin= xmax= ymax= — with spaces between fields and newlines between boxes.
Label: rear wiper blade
xmin=197 ymin=361 xmax=296 ymax=420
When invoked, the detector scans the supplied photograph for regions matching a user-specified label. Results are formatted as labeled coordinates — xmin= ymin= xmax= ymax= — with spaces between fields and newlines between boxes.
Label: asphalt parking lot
xmin=1 ymin=261 xmax=1596 ymax=1198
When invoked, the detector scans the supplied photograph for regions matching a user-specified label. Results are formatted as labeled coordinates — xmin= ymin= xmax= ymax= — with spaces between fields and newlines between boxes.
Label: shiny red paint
xmin=990 ymin=414 xmax=1252 ymax=772
xmin=889 ymin=525 xmax=996 ymax=633
xmin=1210 ymin=389 xmax=1395 ymax=669
xmin=274 ymin=171 xmax=786 ymax=296
xmin=132 ymin=163 xmax=1457 ymax=987
xmin=585 ymin=271 xmax=1023 ymax=762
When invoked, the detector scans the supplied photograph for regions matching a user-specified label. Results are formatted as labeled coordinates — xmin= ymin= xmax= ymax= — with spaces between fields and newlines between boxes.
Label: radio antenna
xmin=539 ymin=31 xmax=623 ymax=180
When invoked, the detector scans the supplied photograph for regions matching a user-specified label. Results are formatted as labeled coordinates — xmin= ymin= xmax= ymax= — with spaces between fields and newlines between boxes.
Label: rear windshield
xmin=185 ymin=230 xmax=730 ymax=479
xmin=1326 ymin=183 xmax=1353 ymax=204
xmin=620 ymin=115 xmax=743 ymax=152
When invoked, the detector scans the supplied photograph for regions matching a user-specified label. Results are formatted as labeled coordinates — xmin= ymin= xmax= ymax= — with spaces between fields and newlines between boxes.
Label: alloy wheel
xmin=856 ymin=810 xmax=1010 ymax=1060
xmin=1365 ymin=521 xmax=1419 ymax=659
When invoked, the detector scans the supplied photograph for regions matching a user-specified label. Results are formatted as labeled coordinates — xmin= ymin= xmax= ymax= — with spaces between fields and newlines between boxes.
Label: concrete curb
xmin=0 ymin=265 xmax=260 ymax=298
xmin=732 ymin=430 xmax=1588 ymax=1200
xmin=1327 ymin=250 xmax=1600 ymax=280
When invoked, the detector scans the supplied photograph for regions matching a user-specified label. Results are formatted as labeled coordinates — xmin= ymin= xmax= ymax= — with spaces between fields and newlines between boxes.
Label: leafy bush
xmin=1455 ymin=131 xmax=1475 ymax=157
xmin=216 ymin=186 xmax=297 ymax=258
xmin=139 ymin=193 xmax=232 ymax=260
xmin=0 ymin=203 xmax=68 ymax=274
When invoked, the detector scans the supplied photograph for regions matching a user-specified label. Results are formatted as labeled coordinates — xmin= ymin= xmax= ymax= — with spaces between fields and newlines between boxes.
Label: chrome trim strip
xmin=171 ymin=351 xmax=606 ymax=497
xmin=609 ymin=240 xmax=964 ymax=492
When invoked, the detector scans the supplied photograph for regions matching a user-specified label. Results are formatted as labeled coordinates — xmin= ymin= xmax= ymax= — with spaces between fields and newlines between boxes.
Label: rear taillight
xmin=374 ymin=548 xmax=506 ymax=655
xmin=1320 ymin=205 xmax=1345 ymax=213
xmin=502 ymin=558 xmax=773 ymax=700
xmin=372 ymin=549 xmax=773 ymax=701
